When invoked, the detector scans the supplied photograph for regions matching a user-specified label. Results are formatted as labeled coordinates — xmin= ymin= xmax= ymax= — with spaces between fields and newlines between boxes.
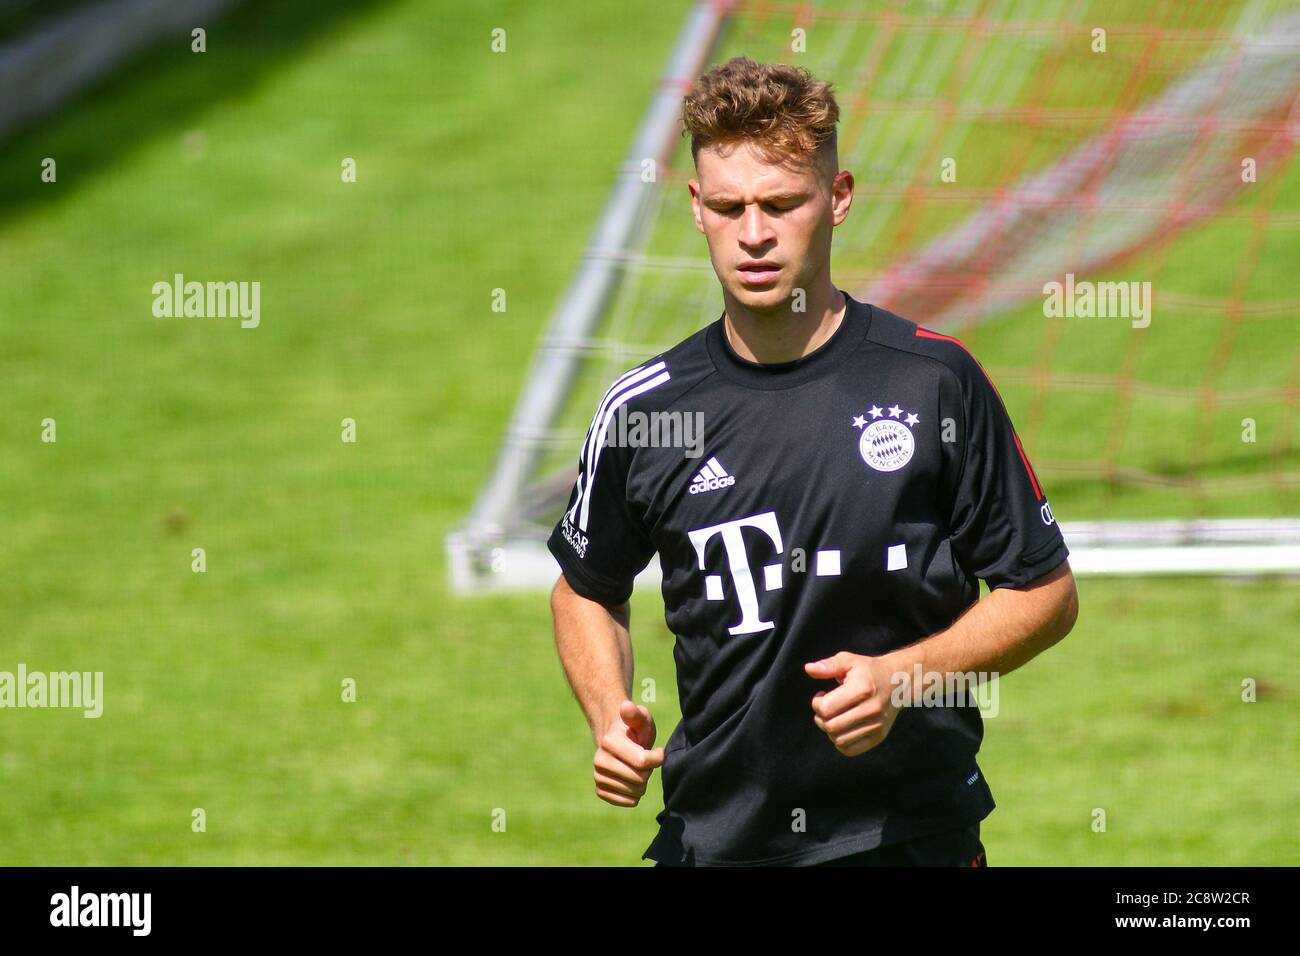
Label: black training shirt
xmin=547 ymin=290 xmax=1070 ymax=865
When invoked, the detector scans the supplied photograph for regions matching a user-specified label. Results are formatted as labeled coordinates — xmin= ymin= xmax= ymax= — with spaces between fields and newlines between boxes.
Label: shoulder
xmin=588 ymin=323 xmax=717 ymax=420
xmin=863 ymin=303 xmax=992 ymax=394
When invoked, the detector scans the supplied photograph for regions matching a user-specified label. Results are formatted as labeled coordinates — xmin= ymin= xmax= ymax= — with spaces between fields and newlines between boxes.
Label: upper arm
xmin=938 ymin=345 xmax=1070 ymax=591
xmin=546 ymin=370 xmax=661 ymax=607
xmin=551 ymin=572 xmax=630 ymax=618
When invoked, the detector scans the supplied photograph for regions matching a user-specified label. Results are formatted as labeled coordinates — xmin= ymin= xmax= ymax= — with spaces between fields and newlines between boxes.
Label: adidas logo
xmin=688 ymin=456 xmax=736 ymax=495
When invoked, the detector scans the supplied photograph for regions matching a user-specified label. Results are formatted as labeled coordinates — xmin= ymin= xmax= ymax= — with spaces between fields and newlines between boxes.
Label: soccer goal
xmin=448 ymin=0 xmax=1300 ymax=593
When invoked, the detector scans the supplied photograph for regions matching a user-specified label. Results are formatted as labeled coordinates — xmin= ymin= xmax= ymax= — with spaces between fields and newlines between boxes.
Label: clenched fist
xmin=804 ymin=652 xmax=902 ymax=756
xmin=593 ymin=700 xmax=666 ymax=807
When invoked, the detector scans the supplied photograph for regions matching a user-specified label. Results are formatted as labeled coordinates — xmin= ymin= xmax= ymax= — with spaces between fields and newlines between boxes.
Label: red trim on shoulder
xmin=914 ymin=326 xmax=1045 ymax=501
xmin=914 ymin=327 xmax=960 ymax=345
xmin=1010 ymin=431 xmax=1044 ymax=500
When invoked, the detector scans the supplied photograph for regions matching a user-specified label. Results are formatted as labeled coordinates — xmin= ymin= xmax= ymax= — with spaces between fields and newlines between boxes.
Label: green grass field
xmin=0 ymin=0 xmax=1296 ymax=865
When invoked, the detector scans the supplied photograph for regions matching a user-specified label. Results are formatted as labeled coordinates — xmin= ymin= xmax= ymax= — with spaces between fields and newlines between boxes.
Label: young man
xmin=548 ymin=57 xmax=1078 ymax=866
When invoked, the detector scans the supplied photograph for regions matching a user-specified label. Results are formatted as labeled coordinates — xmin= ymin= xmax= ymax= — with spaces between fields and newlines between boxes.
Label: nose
xmin=738 ymin=204 xmax=773 ymax=249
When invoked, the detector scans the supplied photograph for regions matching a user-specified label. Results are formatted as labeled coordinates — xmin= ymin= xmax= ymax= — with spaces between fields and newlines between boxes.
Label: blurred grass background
xmin=0 ymin=0 xmax=1295 ymax=864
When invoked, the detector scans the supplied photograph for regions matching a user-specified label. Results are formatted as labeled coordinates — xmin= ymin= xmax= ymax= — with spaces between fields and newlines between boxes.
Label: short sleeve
xmin=941 ymin=347 xmax=1069 ymax=590
xmin=546 ymin=387 xmax=657 ymax=607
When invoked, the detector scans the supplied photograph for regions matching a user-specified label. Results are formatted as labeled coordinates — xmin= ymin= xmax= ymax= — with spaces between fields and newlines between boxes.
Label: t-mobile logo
xmin=689 ymin=511 xmax=844 ymax=636
xmin=688 ymin=511 xmax=784 ymax=635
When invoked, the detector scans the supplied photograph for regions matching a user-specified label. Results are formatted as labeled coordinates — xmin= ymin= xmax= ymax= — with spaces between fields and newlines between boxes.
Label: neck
xmin=723 ymin=280 xmax=846 ymax=365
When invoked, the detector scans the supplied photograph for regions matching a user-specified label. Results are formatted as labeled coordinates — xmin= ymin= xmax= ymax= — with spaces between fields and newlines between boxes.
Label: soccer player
xmin=548 ymin=56 xmax=1079 ymax=866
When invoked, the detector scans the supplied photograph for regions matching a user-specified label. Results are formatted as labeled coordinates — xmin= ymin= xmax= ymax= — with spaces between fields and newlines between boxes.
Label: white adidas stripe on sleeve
xmin=567 ymin=360 xmax=671 ymax=532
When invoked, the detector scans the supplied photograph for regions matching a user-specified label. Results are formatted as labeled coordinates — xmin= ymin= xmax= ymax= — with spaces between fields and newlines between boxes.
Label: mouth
xmin=737 ymin=262 xmax=781 ymax=284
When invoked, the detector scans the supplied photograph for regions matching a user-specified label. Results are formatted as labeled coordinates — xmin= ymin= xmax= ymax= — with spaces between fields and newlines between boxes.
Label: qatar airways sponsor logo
xmin=560 ymin=516 xmax=588 ymax=559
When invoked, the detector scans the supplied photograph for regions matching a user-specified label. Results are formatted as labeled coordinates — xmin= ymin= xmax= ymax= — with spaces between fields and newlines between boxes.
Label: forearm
xmin=551 ymin=578 xmax=635 ymax=742
xmin=880 ymin=562 xmax=1078 ymax=685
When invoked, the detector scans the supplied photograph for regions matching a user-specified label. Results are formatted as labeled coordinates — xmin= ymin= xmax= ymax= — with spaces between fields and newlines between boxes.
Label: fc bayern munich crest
xmin=852 ymin=403 xmax=920 ymax=472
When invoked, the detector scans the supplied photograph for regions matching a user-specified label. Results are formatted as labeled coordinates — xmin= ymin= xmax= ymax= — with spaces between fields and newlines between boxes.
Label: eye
xmin=709 ymin=199 xmax=800 ymax=214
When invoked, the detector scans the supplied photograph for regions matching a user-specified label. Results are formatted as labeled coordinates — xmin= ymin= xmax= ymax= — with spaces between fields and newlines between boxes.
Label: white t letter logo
xmin=688 ymin=511 xmax=783 ymax=635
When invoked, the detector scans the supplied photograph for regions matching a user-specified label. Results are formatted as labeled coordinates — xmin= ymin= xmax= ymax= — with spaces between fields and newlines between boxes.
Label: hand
xmin=593 ymin=700 xmax=665 ymax=807
xmin=804 ymin=652 xmax=901 ymax=757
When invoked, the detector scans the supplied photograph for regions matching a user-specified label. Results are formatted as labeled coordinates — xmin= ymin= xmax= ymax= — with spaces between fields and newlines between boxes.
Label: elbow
xmin=1051 ymin=569 xmax=1080 ymax=644
xmin=1023 ymin=560 xmax=1078 ymax=647
xmin=551 ymin=573 xmax=583 ymax=622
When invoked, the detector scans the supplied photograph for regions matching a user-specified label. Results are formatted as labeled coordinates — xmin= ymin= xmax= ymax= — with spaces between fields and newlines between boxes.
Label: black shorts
xmin=814 ymin=822 xmax=987 ymax=867
xmin=652 ymin=822 xmax=988 ymax=867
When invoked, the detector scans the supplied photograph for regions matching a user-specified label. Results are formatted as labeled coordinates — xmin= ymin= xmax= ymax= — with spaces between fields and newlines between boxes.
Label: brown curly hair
xmin=681 ymin=56 xmax=840 ymax=181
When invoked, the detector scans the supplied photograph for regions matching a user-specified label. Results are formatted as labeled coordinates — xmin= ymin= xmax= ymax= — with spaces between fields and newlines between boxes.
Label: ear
xmin=830 ymin=170 xmax=854 ymax=227
xmin=688 ymin=178 xmax=704 ymax=234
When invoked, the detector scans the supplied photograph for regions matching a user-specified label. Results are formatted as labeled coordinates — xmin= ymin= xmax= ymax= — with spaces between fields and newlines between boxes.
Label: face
xmin=689 ymin=140 xmax=853 ymax=313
